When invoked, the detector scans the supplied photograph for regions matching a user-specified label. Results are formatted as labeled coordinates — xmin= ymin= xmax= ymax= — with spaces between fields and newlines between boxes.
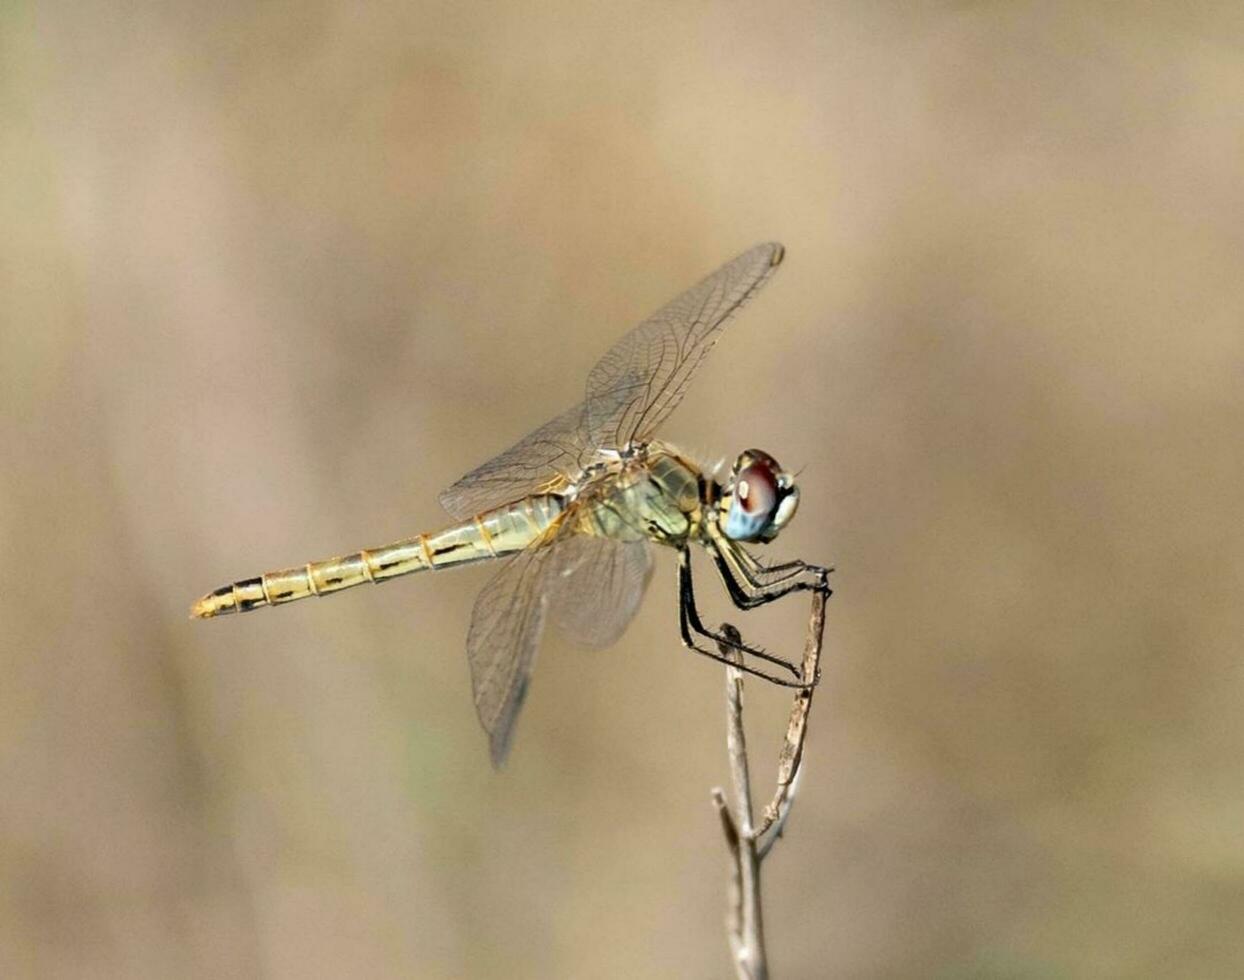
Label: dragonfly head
xmin=718 ymin=449 xmax=800 ymax=543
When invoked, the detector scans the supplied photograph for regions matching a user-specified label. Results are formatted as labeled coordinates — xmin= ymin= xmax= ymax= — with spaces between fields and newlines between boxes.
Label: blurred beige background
xmin=3 ymin=1 xmax=1243 ymax=977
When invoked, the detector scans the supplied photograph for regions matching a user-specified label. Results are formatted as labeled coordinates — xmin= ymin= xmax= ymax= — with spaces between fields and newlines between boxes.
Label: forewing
xmin=466 ymin=532 xmax=562 ymax=766
xmin=583 ymin=242 xmax=785 ymax=450
xmin=443 ymin=244 xmax=783 ymax=514
xmin=440 ymin=402 xmax=591 ymax=520
xmin=547 ymin=535 xmax=653 ymax=649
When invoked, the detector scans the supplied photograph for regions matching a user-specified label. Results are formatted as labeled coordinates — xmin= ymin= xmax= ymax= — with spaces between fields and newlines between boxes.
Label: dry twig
xmin=711 ymin=586 xmax=829 ymax=979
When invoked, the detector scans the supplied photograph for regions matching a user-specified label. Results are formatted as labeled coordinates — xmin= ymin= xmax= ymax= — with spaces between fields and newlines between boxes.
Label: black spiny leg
xmin=678 ymin=548 xmax=808 ymax=688
xmin=735 ymin=542 xmax=819 ymax=586
xmin=708 ymin=525 xmax=832 ymax=611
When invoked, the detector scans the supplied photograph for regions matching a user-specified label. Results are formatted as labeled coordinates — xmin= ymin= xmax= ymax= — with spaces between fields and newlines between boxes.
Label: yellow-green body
xmin=191 ymin=442 xmax=704 ymax=619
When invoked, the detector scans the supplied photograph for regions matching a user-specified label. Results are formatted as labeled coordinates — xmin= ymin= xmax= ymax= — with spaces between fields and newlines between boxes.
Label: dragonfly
xmin=193 ymin=242 xmax=831 ymax=765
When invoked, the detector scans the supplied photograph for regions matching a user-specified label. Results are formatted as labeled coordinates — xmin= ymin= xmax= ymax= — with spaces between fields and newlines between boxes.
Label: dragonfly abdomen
xmin=191 ymin=494 xmax=564 ymax=618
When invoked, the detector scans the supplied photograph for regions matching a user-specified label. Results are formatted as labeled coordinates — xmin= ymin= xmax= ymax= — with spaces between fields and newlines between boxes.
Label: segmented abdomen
xmin=191 ymin=494 xmax=564 ymax=618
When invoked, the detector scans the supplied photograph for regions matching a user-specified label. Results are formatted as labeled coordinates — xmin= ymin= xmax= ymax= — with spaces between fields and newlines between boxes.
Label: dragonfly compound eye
xmin=724 ymin=452 xmax=781 ymax=541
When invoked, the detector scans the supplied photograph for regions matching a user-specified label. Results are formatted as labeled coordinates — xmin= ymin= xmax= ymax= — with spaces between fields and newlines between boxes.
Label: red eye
xmin=736 ymin=461 xmax=778 ymax=517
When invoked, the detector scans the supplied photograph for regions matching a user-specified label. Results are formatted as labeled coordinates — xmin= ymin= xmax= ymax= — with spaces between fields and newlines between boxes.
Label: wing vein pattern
xmin=467 ymin=530 xmax=563 ymax=766
xmin=583 ymin=241 xmax=784 ymax=452
xmin=440 ymin=242 xmax=783 ymax=520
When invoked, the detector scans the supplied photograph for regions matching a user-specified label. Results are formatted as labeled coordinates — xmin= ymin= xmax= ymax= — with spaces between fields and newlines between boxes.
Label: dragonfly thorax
xmin=576 ymin=442 xmax=702 ymax=548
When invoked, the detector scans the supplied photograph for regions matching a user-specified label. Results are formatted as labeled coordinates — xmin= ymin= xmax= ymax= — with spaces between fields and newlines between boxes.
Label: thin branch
xmin=711 ymin=787 xmax=747 ymax=970
xmin=710 ymin=584 xmax=830 ymax=980
xmin=718 ymin=626 xmax=766 ymax=978
xmin=757 ymin=583 xmax=828 ymax=848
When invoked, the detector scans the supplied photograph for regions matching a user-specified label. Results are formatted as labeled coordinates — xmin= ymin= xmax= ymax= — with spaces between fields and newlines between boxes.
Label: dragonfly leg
xmin=709 ymin=531 xmax=832 ymax=612
xmin=678 ymin=549 xmax=808 ymax=687
xmin=734 ymin=543 xmax=821 ymax=586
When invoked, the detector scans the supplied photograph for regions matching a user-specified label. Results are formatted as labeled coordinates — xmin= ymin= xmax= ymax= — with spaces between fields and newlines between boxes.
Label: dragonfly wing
xmin=466 ymin=530 xmax=564 ymax=766
xmin=582 ymin=242 xmax=785 ymax=451
xmin=443 ymin=243 xmax=783 ymax=516
xmin=440 ymin=402 xmax=591 ymax=520
xmin=547 ymin=535 xmax=653 ymax=649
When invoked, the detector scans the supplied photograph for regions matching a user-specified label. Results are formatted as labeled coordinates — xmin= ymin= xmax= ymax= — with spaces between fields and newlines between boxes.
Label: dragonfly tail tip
xmin=190 ymin=589 xmax=233 ymax=619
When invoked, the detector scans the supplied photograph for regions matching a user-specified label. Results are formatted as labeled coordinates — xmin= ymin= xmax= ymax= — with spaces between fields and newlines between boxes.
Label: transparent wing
xmin=583 ymin=242 xmax=785 ymax=451
xmin=440 ymin=402 xmax=592 ymax=520
xmin=441 ymin=243 xmax=783 ymax=517
xmin=466 ymin=529 xmax=564 ymax=766
xmin=547 ymin=535 xmax=653 ymax=649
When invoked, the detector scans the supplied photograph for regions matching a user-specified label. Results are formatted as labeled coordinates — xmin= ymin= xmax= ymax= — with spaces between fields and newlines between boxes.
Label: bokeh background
xmin=3 ymin=2 xmax=1243 ymax=977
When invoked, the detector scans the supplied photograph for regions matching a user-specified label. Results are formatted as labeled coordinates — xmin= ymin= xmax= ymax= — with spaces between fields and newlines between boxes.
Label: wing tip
xmin=489 ymin=726 xmax=515 ymax=768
